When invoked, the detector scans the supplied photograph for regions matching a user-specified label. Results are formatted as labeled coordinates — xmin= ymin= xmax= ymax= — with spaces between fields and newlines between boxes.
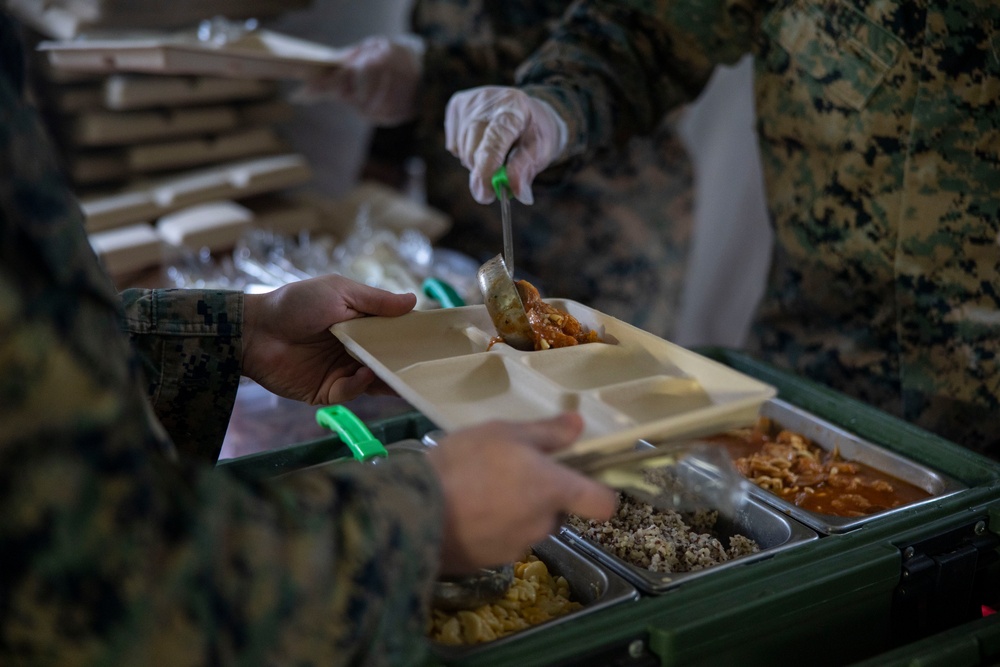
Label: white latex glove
xmin=445 ymin=86 xmax=568 ymax=205
xmin=300 ymin=34 xmax=425 ymax=127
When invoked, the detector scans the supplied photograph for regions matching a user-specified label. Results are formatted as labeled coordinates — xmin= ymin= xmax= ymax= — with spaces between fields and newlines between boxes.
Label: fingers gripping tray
xmin=330 ymin=300 xmax=777 ymax=455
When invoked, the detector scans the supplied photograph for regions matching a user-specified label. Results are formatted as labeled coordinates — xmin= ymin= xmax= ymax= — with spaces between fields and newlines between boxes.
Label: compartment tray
xmin=331 ymin=301 xmax=777 ymax=456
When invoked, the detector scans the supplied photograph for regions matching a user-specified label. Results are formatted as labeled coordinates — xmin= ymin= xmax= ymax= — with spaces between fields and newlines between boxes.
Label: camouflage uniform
xmin=369 ymin=0 xmax=694 ymax=337
xmin=516 ymin=0 xmax=1000 ymax=455
xmin=0 ymin=12 xmax=442 ymax=665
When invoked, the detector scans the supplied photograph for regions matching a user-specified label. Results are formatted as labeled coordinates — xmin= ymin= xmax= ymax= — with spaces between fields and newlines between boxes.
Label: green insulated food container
xmin=217 ymin=349 xmax=1000 ymax=666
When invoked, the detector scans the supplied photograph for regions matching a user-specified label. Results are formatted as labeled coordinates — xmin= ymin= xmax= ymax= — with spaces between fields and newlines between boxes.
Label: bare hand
xmin=241 ymin=275 xmax=416 ymax=404
xmin=427 ymin=413 xmax=617 ymax=575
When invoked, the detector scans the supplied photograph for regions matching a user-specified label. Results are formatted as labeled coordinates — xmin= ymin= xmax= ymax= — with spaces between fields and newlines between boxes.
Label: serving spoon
xmin=477 ymin=253 xmax=534 ymax=351
xmin=475 ymin=166 xmax=535 ymax=350
xmin=493 ymin=165 xmax=515 ymax=278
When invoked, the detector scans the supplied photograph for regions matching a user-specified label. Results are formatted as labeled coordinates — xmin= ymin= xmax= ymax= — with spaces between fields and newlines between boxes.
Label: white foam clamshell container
xmin=156 ymin=200 xmax=253 ymax=251
xmin=38 ymin=30 xmax=349 ymax=80
xmin=80 ymin=153 xmax=312 ymax=232
xmin=103 ymin=75 xmax=276 ymax=110
xmin=88 ymin=222 xmax=162 ymax=275
xmin=332 ymin=300 xmax=777 ymax=456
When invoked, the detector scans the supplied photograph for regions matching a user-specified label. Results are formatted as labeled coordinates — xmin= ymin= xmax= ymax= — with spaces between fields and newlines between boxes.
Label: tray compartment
xmin=395 ymin=356 xmax=633 ymax=441
xmin=430 ymin=534 xmax=639 ymax=660
xmin=597 ymin=376 xmax=714 ymax=422
xmin=522 ymin=344 xmax=683 ymax=391
xmin=395 ymin=355 xmax=576 ymax=429
xmin=334 ymin=307 xmax=496 ymax=372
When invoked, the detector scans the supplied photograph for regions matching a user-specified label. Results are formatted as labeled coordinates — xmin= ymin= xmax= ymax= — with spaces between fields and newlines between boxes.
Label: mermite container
xmin=219 ymin=347 xmax=1000 ymax=667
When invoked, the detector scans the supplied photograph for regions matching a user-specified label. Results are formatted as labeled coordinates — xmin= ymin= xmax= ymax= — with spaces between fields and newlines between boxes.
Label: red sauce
xmin=708 ymin=418 xmax=931 ymax=517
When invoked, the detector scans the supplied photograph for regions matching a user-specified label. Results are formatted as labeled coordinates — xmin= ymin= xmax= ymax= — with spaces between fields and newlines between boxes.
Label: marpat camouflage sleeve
xmin=516 ymin=0 xmax=762 ymax=162
xmin=515 ymin=0 xmax=1000 ymax=455
xmin=1 ymin=11 xmax=444 ymax=665
xmin=370 ymin=0 xmax=694 ymax=338
xmin=119 ymin=287 xmax=243 ymax=464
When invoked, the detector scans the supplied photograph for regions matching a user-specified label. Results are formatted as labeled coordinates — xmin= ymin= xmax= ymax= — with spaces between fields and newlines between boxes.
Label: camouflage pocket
xmin=762 ymin=0 xmax=903 ymax=110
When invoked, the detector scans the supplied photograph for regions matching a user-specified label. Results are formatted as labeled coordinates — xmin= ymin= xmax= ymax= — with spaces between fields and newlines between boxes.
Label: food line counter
xmin=219 ymin=349 xmax=1000 ymax=666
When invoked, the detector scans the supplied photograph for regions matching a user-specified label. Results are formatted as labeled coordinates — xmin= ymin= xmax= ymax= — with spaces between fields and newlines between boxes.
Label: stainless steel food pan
xmin=559 ymin=493 xmax=818 ymax=595
xmin=429 ymin=533 xmax=639 ymax=660
xmin=738 ymin=399 xmax=967 ymax=534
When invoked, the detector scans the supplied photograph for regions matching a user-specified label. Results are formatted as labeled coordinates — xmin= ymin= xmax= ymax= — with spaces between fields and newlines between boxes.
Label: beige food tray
xmin=332 ymin=301 xmax=777 ymax=456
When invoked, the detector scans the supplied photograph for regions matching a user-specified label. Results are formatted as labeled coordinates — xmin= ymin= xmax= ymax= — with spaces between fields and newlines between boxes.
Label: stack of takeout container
xmin=18 ymin=8 xmax=457 ymax=288
xmin=218 ymin=300 xmax=1000 ymax=667
xmin=8 ymin=0 xmax=310 ymax=40
xmin=37 ymin=66 xmax=294 ymax=194
xmin=24 ymin=41 xmax=316 ymax=279
xmin=15 ymin=7 xmax=342 ymax=280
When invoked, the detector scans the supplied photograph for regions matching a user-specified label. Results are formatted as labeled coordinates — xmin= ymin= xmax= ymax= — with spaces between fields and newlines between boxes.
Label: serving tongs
xmin=558 ymin=439 xmax=751 ymax=517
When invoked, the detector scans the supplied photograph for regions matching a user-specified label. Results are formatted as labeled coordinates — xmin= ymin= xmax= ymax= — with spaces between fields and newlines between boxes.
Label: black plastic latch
xmin=891 ymin=517 xmax=1000 ymax=643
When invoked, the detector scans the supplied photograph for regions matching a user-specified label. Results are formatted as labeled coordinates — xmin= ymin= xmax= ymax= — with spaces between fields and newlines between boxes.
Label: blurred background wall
xmin=268 ymin=0 xmax=414 ymax=196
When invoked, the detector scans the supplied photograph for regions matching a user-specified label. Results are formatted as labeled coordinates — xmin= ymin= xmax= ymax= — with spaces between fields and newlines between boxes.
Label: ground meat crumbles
xmin=566 ymin=494 xmax=759 ymax=573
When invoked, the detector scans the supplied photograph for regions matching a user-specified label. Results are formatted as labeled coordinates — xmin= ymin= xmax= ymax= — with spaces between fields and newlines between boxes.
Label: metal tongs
xmin=559 ymin=439 xmax=751 ymax=517
xmin=475 ymin=166 xmax=535 ymax=350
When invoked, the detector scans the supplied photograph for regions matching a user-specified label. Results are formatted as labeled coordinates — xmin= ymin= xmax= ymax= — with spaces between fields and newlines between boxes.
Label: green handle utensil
xmin=313 ymin=403 xmax=515 ymax=609
xmin=491 ymin=164 xmax=510 ymax=200
xmin=491 ymin=165 xmax=515 ymax=278
xmin=421 ymin=276 xmax=465 ymax=309
xmin=315 ymin=405 xmax=387 ymax=463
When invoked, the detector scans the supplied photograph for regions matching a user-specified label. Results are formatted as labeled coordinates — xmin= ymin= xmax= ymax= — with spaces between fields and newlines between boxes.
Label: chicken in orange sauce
xmin=710 ymin=417 xmax=930 ymax=517
xmin=515 ymin=280 xmax=603 ymax=351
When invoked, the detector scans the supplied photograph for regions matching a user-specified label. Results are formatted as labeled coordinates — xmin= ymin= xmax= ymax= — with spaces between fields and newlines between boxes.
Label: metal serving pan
xmin=735 ymin=399 xmax=968 ymax=534
xmin=559 ymin=493 xmax=818 ymax=595
xmin=429 ymin=534 xmax=639 ymax=660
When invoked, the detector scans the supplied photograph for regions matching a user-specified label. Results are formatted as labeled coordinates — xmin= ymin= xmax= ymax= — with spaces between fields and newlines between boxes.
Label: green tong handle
xmin=421 ymin=277 xmax=465 ymax=308
xmin=491 ymin=164 xmax=511 ymax=200
xmin=315 ymin=405 xmax=387 ymax=463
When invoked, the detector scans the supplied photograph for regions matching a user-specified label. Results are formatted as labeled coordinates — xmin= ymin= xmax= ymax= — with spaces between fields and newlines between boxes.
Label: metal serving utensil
xmin=559 ymin=439 xmax=750 ymax=517
xmin=475 ymin=166 xmax=535 ymax=350
xmin=476 ymin=253 xmax=534 ymax=351
xmin=431 ymin=564 xmax=516 ymax=612
xmin=492 ymin=165 xmax=515 ymax=277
